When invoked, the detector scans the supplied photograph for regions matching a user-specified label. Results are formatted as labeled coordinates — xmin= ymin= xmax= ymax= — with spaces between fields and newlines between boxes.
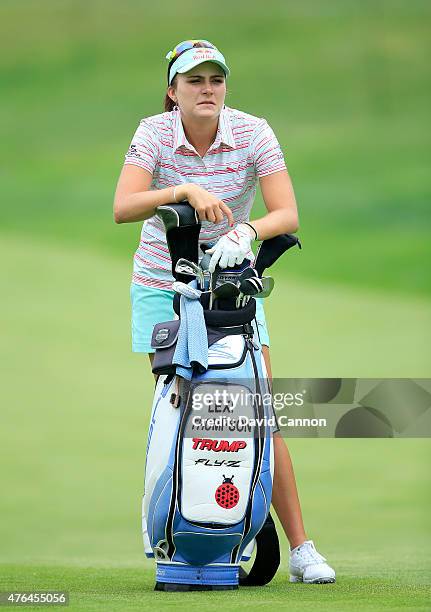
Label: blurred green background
xmin=1 ymin=0 xmax=430 ymax=609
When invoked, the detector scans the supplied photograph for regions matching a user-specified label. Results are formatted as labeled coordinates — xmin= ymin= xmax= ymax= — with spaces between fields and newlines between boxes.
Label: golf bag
xmin=141 ymin=204 xmax=296 ymax=591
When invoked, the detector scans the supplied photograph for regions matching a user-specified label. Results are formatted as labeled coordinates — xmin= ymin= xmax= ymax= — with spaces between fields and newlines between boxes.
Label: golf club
xmin=256 ymin=276 xmax=274 ymax=298
xmin=175 ymin=258 xmax=205 ymax=289
xmin=199 ymin=247 xmax=212 ymax=291
xmin=239 ymin=276 xmax=264 ymax=295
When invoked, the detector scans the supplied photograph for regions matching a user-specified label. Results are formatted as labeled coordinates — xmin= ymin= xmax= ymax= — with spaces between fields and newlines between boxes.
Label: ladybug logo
xmin=215 ymin=475 xmax=240 ymax=509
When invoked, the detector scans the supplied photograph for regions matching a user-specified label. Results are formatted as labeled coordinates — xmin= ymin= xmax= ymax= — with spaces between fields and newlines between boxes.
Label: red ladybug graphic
xmin=215 ymin=475 xmax=240 ymax=509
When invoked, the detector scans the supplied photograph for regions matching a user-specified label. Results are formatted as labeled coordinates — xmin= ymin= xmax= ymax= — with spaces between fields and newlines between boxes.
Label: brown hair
xmin=164 ymin=76 xmax=177 ymax=112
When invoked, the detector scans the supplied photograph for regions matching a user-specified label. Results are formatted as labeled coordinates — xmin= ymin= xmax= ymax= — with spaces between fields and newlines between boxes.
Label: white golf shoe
xmin=289 ymin=540 xmax=336 ymax=584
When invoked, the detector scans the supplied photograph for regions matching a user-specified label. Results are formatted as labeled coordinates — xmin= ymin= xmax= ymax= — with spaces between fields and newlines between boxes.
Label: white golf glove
xmin=207 ymin=224 xmax=254 ymax=272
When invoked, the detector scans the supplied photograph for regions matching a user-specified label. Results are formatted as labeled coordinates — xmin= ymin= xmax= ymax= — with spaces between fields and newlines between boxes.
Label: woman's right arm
xmin=114 ymin=165 xmax=174 ymax=223
xmin=113 ymin=165 xmax=234 ymax=225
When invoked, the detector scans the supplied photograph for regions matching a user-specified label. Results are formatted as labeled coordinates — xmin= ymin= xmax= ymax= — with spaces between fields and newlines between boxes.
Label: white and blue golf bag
xmin=141 ymin=203 xmax=286 ymax=591
xmin=143 ymin=300 xmax=278 ymax=590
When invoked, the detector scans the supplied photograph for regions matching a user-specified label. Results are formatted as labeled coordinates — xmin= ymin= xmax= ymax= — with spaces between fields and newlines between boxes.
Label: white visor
xmin=168 ymin=47 xmax=230 ymax=85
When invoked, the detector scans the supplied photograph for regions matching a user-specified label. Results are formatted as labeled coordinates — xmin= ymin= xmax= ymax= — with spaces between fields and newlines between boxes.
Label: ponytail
xmin=164 ymin=94 xmax=176 ymax=112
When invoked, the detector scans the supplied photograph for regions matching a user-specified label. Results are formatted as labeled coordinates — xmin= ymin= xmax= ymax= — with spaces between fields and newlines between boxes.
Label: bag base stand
xmin=155 ymin=584 xmax=237 ymax=592
xmin=154 ymin=564 xmax=239 ymax=592
xmin=155 ymin=584 xmax=238 ymax=592
xmin=153 ymin=513 xmax=280 ymax=591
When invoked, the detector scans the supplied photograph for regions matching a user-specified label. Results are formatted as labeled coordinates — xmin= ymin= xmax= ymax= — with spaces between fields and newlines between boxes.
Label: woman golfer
xmin=114 ymin=39 xmax=335 ymax=584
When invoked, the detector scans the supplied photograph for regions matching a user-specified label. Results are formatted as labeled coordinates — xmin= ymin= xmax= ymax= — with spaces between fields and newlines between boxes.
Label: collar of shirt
xmin=172 ymin=106 xmax=236 ymax=154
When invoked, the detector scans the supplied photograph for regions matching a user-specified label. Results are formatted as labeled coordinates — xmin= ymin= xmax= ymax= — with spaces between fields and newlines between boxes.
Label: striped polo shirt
xmin=124 ymin=105 xmax=287 ymax=289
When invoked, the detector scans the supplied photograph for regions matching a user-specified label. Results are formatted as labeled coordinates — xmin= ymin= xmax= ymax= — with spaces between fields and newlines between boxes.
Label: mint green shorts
xmin=130 ymin=283 xmax=270 ymax=353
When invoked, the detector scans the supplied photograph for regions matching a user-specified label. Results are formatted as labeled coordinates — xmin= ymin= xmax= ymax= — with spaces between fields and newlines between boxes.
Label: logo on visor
xmin=192 ymin=50 xmax=216 ymax=60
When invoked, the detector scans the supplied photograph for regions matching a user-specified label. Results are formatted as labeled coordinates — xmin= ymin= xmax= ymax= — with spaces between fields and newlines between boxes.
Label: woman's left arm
xmin=250 ymin=170 xmax=299 ymax=240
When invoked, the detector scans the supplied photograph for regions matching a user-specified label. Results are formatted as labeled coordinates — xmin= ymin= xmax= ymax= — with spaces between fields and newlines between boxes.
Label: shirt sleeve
xmin=124 ymin=119 xmax=160 ymax=174
xmin=250 ymin=119 xmax=287 ymax=177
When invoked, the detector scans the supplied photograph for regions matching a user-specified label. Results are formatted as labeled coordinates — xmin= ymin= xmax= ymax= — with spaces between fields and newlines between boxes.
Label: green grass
xmin=1 ymin=564 xmax=430 ymax=611
xmin=1 ymin=237 xmax=430 ymax=609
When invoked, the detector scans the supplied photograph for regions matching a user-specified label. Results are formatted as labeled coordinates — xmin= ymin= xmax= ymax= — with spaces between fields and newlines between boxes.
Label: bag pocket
xmin=208 ymin=335 xmax=248 ymax=369
xmin=151 ymin=320 xmax=180 ymax=375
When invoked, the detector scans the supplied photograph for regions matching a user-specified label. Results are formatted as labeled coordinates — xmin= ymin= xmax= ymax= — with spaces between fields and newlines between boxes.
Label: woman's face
xmin=169 ymin=62 xmax=226 ymax=120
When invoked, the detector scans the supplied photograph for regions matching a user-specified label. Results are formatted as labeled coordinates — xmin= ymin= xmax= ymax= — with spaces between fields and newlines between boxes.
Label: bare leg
xmin=262 ymin=345 xmax=307 ymax=549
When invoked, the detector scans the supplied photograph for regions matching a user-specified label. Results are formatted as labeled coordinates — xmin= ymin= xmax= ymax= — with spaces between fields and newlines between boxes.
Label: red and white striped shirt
xmin=124 ymin=106 xmax=287 ymax=289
